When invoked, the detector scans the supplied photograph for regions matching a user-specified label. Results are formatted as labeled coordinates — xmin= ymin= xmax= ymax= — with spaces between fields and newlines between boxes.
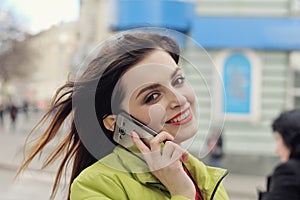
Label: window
xmin=214 ymin=50 xmax=261 ymax=122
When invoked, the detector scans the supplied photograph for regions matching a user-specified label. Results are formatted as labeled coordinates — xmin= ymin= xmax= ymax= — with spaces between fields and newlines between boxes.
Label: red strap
xmin=183 ymin=166 xmax=203 ymax=200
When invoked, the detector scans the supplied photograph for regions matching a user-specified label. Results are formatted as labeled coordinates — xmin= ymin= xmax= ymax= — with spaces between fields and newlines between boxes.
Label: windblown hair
xmin=272 ymin=108 xmax=300 ymax=160
xmin=17 ymin=32 xmax=180 ymax=199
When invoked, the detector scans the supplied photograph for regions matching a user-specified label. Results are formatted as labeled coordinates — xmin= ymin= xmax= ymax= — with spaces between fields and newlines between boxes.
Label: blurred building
xmin=14 ymin=22 xmax=78 ymax=109
xmin=74 ymin=0 xmax=112 ymax=69
xmin=78 ymin=0 xmax=300 ymax=175
xmin=189 ymin=0 xmax=300 ymax=175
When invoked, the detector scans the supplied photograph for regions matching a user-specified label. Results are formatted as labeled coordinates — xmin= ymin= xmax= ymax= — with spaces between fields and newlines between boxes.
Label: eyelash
xmin=144 ymin=92 xmax=160 ymax=104
xmin=143 ymin=75 xmax=185 ymax=104
xmin=173 ymin=76 xmax=185 ymax=86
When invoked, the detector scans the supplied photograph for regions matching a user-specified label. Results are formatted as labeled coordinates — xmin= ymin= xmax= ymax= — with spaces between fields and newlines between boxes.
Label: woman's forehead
xmin=126 ymin=62 xmax=177 ymax=76
xmin=121 ymin=63 xmax=179 ymax=90
xmin=125 ymin=49 xmax=178 ymax=76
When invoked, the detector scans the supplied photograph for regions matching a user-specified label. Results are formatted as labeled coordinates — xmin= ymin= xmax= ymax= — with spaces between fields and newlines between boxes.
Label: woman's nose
xmin=169 ymin=89 xmax=187 ymax=109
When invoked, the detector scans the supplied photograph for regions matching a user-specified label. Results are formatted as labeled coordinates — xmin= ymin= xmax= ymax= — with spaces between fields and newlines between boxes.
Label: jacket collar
xmin=101 ymin=145 xmax=228 ymax=197
xmin=113 ymin=146 xmax=162 ymax=183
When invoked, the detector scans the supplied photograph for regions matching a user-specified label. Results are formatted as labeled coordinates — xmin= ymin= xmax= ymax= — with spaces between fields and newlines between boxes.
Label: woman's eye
xmin=145 ymin=93 xmax=160 ymax=104
xmin=173 ymin=76 xmax=185 ymax=86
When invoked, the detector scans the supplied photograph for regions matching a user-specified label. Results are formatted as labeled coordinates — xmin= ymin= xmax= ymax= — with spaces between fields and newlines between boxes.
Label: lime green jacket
xmin=70 ymin=146 xmax=229 ymax=200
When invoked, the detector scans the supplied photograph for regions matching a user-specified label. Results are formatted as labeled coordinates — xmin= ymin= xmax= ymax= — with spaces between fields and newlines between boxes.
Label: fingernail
xmin=130 ymin=131 xmax=137 ymax=138
xmin=184 ymin=153 xmax=189 ymax=162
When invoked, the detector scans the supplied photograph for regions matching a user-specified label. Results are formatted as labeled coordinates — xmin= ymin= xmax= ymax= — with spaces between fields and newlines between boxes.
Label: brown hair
xmin=17 ymin=31 xmax=180 ymax=199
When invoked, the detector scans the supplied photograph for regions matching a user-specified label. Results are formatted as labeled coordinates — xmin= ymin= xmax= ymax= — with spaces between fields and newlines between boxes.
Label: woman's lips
xmin=166 ymin=108 xmax=192 ymax=125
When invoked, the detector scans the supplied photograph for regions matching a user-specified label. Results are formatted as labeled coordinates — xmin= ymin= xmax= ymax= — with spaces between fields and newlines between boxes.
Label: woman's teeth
xmin=169 ymin=110 xmax=190 ymax=123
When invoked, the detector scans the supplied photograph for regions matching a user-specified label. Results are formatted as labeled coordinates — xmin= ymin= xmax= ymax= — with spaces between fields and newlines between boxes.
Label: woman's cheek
xmin=146 ymin=104 xmax=166 ymax=132
xmin=186 ymin=85 xmax=196 ymax=104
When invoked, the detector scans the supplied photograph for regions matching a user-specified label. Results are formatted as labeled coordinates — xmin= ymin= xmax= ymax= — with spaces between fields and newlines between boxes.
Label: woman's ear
xmin=103 ymin=115 xmax=116 ymax=132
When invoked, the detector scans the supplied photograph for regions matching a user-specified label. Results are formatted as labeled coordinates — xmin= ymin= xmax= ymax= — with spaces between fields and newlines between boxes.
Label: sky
xmin=3 ymin=0 xmax=79 ymax=34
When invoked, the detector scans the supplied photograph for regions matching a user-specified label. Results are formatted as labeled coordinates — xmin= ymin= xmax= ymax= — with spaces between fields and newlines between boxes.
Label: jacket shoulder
xmin=263 ymin=159 xmax=300 ymax=200
xmin=70 ymin=161 xmax=129 ymax=200
xmin=273 ymin=159 xmax=300 ymax=181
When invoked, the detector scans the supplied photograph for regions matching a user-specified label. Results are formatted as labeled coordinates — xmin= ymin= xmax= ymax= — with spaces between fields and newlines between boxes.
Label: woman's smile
xmin=166 ymin=107 xmax=192 ymax=125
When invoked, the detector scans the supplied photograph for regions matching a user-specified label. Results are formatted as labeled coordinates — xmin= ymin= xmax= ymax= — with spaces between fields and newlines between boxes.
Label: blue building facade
xmin=111 ymin=0 xmax=300 ymax=50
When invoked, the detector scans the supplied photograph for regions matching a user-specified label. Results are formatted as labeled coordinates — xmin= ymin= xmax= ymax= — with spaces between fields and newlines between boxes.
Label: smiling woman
xmin=17 ymin=30 xmax=229 ymax=200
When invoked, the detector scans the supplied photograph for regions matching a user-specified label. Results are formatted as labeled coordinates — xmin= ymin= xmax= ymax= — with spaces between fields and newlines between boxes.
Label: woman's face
xmin=274 ymin=132 xmax=290 ymax=163
xmin=119 ymin=50 xmax=198 ymax=144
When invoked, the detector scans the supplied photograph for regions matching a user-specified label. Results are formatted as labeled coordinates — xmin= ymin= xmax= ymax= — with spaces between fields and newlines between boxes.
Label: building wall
xmin=182 ymin=0 xmax=293 ymax=157
xmin=21 ymin=22 xmax=78 ymax=107
xmin=78 ymin=0 xmax=111 ymax=61
xmin=182 ymin=49 xmax=289 ymax=156
xmin=183 ymin=0 xmax=296 ymax=174
xmin=195 ymin=0 xmax=292 ymax=16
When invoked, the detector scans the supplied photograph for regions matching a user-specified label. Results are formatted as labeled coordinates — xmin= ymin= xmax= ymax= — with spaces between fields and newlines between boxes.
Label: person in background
xmin=22 ymin=100 xmax=29 ymax=118
xmin=259 ymin=109 xmax=300 ymax=200
xmin=207 ymin=127 xmax=224 ymax=168
xmin=18 ymin=31 xmax=229 ymax=200
xmin=9 ymin=102 xmax=18 ymax=129
xmin=0 ymin=102 xmax=5 ymax=127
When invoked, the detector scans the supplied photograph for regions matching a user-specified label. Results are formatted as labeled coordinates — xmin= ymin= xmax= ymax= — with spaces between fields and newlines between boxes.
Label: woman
xmin=18 ymin=31 xmax=229 ymax=200
xmin=259 ymin=109 xmax=300 ymax=200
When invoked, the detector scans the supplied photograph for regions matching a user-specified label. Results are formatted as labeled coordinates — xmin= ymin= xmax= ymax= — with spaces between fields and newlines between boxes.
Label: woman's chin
xmin=172 ymin=128 xmax=198 ymax=144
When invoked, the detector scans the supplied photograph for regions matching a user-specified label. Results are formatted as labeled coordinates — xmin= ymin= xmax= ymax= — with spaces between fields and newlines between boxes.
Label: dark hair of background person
xmin=17 ymin=32 xmax=180 ymax=200
xmin=272 ymin=108 xmax=300 ymax=159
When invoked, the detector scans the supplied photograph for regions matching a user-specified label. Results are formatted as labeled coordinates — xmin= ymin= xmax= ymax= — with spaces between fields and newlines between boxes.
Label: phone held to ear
xmin=113 ymin=111 xmax=158 ymax=149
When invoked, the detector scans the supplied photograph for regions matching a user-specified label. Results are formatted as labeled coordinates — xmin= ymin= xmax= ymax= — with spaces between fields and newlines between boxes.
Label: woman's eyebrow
xmin=135 ymin=68 xmax=181 ymax=99
xmin=170 ymin=67 xmax=181 ymax=79
xmin=136 ymin=83 xmax=161 ymax=99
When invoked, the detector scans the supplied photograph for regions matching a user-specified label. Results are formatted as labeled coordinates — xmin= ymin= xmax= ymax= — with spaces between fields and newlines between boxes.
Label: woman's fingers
xmin=160 ymin=141 xmax=180 ymax=168
xmin=161 ymin=141 xmax=174 ymax=158
xmin=149 ymin=131 xmax=174 ymax=151
xmin=167 ymin=142 xmax=188 ymax=162
xmin=181 ymin=151 xmax=189 ymax=163
xmin=131 ymin=130 xmax=188 ymax=171
xmin=131 ymin=131 xmax=150 ymax=153
xmin=131 ymin=130 xmax=173 ymax=152
xmin=131 ymin=131 xmax=194 ymax=198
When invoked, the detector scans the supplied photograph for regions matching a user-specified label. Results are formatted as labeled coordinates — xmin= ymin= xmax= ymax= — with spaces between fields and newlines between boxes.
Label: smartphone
xmin=113 ymin=111 xmax=158 ymax=149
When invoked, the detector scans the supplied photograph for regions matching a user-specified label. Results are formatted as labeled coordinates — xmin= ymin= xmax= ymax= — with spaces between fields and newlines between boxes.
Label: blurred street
xmin=0 ymin=110 xmax=68 ymax=200
xmin=0 ymin=111 xmax=266 ymax=200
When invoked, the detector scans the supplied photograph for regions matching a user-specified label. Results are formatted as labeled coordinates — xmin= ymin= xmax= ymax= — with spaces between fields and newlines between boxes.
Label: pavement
xmin=0 ymin=111 xmax=267 ymax=200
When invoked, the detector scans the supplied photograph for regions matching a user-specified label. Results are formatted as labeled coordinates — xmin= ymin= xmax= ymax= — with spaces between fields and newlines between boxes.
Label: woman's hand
xmin=131 ymin=131 xmax=196 ymax=199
